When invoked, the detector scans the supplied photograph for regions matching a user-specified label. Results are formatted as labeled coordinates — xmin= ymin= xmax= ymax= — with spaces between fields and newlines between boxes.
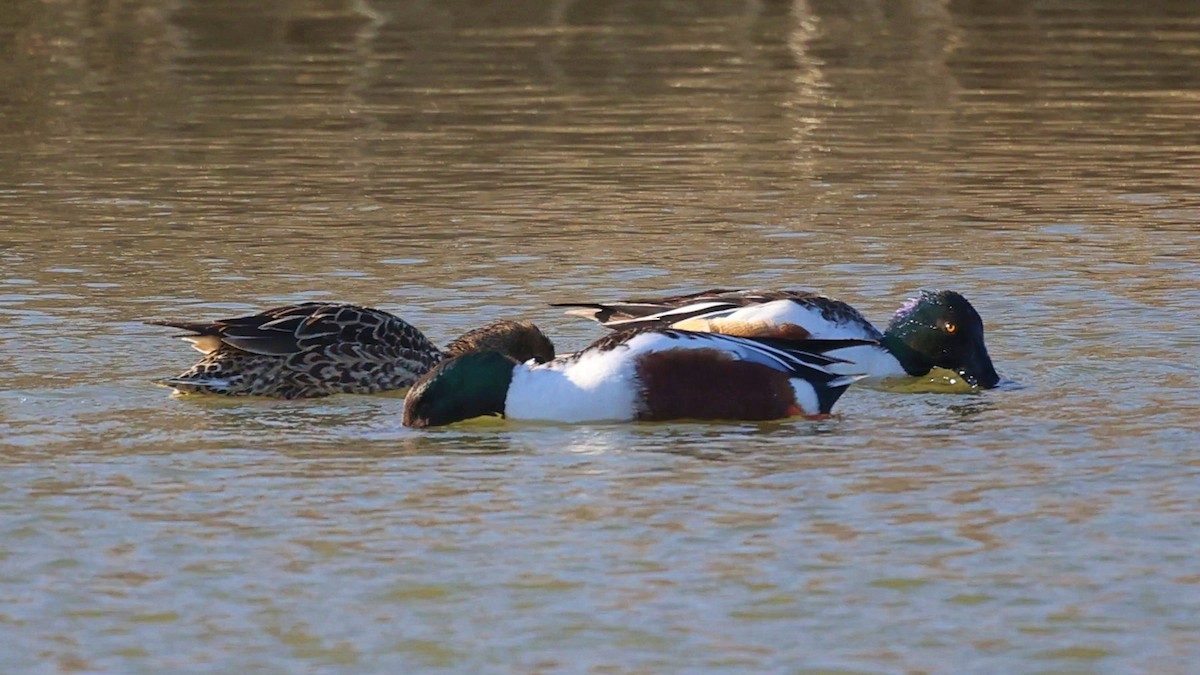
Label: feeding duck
xmin=147 ymin=302 xmax=555 ymax=398
xmin=402 ymin=326 xmax=873 ymax=427
xmin=552 ymin=288 xmax=1000 ymax=389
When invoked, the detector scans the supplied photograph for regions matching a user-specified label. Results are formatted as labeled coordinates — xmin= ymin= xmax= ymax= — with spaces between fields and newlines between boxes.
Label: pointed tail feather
xmin=549 ymin=302 xmax=627 ymax=324
xmin=153 ymin=376 xmax=233 ymax=395
xmin=828 ymin=373 xmax=868 ymax=389
xmin=145 ymin=319 xmax=217 ymax=334
xmin=813 ymin=374 xmax=868 ymax=414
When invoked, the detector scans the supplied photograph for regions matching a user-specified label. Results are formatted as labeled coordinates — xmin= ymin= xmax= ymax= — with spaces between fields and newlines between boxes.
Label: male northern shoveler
xmin=552 ymin=288 xmax=1000 ymax=389
xmin=402 ymin=326 xmax=872 ymax=427
xmin=147 ymin=302 xmax=555 ymax=398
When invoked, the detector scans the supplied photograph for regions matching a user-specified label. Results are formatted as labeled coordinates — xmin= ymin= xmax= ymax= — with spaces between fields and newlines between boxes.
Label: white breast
xmin=504 ymin=347 xmax=641 ymax=423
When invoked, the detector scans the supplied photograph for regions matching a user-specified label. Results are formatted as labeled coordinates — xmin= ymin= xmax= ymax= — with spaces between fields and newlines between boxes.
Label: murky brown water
xmin=2 ymin=0 xmax=1199 ymax=671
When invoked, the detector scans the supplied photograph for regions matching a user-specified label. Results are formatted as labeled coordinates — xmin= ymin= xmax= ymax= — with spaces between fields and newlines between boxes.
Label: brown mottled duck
xmin=147 ymin=302 xmax=554 ymax=398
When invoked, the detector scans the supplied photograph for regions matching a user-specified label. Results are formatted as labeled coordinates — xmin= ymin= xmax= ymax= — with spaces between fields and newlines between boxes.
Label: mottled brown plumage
xmin=147 ymin=302 xmax=554 ymax=398
xmin=443 ymin=320 xmax=555 ymax=363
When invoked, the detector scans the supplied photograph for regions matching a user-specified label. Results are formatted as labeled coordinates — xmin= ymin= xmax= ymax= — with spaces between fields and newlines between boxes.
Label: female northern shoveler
xmin=552 ymin=288 xmax=1000 ymax=389
xmin=402 ymin=326 xmax=872 ymax=427
xmin=147 ymin=302 xmax=554 ymax=398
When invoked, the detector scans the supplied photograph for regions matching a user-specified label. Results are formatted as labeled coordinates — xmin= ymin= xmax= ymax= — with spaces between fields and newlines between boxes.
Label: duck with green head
xmin=403 ymin=326 xmax=873 ymax=427
xmin=553 ymin=288 xmax=1001 ymax=389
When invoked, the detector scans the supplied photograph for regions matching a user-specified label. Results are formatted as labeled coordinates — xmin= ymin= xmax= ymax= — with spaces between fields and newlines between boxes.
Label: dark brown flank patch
xmin=634 ymin=348 xmax=800 ymax=421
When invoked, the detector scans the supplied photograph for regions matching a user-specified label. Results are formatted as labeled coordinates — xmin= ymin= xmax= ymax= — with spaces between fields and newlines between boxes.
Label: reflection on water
xmin=2 ymin=0 xmax=1199 ymax=671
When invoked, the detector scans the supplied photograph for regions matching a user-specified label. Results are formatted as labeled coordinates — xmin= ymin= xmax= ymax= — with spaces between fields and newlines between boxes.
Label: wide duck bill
xmin=956 ymin=331 xmax=1000 ymax=389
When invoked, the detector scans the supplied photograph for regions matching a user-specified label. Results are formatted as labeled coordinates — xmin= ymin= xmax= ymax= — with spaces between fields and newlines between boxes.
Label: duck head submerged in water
xmin=403 ymin=327 xmax=871 ymax=428
xmin=554 ymin=288 xmax=1002 ymax=390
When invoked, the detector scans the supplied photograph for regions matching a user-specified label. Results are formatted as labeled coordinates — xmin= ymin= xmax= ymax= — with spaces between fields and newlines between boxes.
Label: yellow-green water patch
xmin=869 ymin=578 xmax=932 ymax=590
xmin=1036 ymin=645 xmax=1113 ymax=660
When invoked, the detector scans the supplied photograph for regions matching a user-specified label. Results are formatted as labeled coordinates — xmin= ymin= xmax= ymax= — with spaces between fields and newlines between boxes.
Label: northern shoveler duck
xmin=402 ymin=326 xmax=873 ymax=427
xmin=147 ymin=302 xmax=555 ymax=398
xmin=552 ymin=288 xmax=1000 ymax=389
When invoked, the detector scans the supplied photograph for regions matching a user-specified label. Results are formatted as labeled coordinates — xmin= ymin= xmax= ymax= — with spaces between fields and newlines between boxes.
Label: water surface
xmin=2 ymin=0 xmax=1199 ymax=671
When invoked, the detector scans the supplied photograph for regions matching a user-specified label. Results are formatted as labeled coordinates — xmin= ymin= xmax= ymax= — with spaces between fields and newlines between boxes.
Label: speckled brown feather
xmin=148 ymin=303 xmax=553 ymax=398
xmin=443 ymin=320 xmax=555 ymax=364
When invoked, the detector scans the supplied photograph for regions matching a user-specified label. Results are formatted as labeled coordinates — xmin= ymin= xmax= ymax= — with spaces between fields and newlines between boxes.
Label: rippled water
xmin=2 ymin=0 xmax=1199 ymax=671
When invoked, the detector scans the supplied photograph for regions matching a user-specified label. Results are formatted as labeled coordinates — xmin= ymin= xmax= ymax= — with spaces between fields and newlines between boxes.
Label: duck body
xmin=553 ymin=288 xmax=1000 ymax=389
xmin=148 ymin=302 xmax=554 ymax=399
xmin=402 ymin=327 xmax=872 ymax=427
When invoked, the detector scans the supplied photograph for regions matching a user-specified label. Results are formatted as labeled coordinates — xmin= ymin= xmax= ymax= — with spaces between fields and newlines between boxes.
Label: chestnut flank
xmin=634 ymin=348 xmax=798 ymax=421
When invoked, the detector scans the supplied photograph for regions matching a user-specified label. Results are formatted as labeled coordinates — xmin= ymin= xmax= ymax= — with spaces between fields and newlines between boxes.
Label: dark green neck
xmin=452 ymin=363 xmax=513 ymax=417
xmin=404 ymin=351 xmax=517 ymax=427
xmin=880 ymin=331 xmax=934 ymax=377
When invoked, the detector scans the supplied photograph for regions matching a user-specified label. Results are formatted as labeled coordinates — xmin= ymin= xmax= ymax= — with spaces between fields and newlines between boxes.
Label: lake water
xmin=2 ymin=0 xmax=1199 ymax=671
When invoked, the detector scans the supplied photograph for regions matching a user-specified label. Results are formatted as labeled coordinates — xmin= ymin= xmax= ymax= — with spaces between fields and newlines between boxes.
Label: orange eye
xmin=944 ymin=322 xmax=958 ymax=334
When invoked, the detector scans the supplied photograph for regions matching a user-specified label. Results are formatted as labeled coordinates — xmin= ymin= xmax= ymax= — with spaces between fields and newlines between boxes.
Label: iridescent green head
xmin=882 ymin=290 xmax=1000 ymax=389
xmin=403 ymin=351 xmax=517 ymax=428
